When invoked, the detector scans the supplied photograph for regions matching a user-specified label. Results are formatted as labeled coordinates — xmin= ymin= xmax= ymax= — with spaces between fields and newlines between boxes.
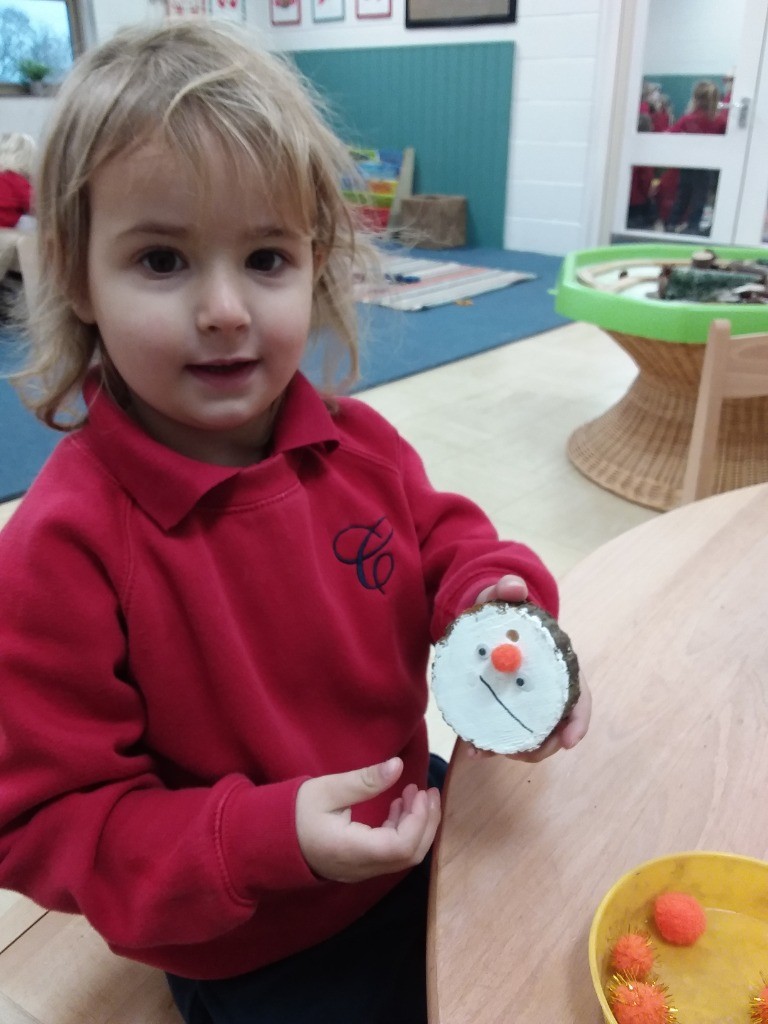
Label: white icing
xmin=431 ymin=604 xmax=571 ymax=754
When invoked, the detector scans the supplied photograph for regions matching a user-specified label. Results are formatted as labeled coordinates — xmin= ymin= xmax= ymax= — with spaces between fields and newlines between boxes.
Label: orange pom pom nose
xmin=490 ymin=642 xmax=523 ymax=673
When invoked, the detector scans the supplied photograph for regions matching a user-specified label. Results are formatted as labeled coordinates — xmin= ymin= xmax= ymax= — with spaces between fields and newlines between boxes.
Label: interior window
xmin=0 ymin=0 xmax=90 ymax=89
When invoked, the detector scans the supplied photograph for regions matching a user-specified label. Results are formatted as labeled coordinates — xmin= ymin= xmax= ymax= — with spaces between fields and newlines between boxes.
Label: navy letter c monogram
xmin=333 ymin=516 xmax=394 ymax=593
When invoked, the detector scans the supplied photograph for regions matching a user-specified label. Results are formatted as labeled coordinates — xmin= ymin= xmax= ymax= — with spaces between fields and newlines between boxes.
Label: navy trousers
xmin=167 ymin=754 xmax=448 ymax=1024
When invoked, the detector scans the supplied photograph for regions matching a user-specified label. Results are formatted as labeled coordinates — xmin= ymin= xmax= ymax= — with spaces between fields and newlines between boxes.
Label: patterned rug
xmin=358 ymin=253 xmax=535 ymax=311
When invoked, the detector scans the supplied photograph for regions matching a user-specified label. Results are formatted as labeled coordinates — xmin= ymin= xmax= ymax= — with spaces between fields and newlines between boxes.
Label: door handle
xmin=718 ymin=96 xmax=751 ymax=128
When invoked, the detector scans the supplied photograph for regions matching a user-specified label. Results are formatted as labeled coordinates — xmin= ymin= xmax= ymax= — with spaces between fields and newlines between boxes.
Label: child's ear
xmin=70 ymin=287 xmax=96 ymax=325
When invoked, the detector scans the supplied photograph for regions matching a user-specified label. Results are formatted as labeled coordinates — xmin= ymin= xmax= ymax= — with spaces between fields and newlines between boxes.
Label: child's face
xmin=75 ymin=135 xmax=317 ymax=465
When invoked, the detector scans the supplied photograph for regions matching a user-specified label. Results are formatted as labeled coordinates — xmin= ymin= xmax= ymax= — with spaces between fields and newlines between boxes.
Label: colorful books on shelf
xmin=343 ymin=145 xmax=414 ymax=231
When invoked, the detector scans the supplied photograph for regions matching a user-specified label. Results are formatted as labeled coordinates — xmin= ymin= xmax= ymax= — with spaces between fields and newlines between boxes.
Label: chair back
xmin=679 ymin=317 xmax=768 ymax=503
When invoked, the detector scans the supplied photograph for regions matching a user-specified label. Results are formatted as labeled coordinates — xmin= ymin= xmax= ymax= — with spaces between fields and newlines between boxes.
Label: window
xmin=0 ymin=0 xmax=92 ymax=92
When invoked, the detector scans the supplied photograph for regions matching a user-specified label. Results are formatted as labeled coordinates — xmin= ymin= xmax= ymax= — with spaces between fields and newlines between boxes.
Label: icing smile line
xmin=479 ymin=676 xmax=533 ymax=733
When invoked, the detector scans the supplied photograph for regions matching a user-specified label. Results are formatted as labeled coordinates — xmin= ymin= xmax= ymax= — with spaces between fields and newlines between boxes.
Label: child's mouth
xmin=188 ymin=360 xmax=258 ymax=382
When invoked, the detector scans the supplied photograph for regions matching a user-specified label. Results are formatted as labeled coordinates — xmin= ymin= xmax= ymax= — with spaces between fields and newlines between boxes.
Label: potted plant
xmin=18 ymin=58 xmax=52 ymax=96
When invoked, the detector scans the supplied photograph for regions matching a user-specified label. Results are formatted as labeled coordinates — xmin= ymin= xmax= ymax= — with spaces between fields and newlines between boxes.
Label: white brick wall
xmin=0 ymin=0 xmax=620 ymax=257
xmin=257 ymin=0 xmax=619 ymax=256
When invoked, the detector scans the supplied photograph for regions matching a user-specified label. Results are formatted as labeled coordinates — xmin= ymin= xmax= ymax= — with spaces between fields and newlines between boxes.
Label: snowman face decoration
xmin=431 ymin=602 xmax=579 ymax=754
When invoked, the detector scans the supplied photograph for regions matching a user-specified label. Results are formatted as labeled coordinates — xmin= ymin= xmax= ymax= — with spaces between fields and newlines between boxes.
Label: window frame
xmin=0 ymin=0 xmax=92 ymax=95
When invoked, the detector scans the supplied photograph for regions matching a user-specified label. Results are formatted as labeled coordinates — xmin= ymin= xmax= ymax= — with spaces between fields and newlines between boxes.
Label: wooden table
xmin=427 ymin=483 xmax=768 ymax=1023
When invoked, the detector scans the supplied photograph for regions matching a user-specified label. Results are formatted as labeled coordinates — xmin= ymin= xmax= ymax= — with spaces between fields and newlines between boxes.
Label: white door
xmin=611 ymin=0 xmax=768 ymax=246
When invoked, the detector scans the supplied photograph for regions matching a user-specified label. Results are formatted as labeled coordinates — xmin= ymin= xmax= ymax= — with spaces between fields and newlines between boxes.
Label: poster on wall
xmin=166 ymin=0 xmax=208 ymax=16
xmin=356 ymin=0 xmax=391 ymax=18
xmin=406 ymin=0 xmax=516 ymax=28
xmin=271 ymin=0 xmax=302 ymax=25
xmin=312 ymin=0 xmax=345 ymax=22
xmin=209 ymin=0 xmax=246 ymax=20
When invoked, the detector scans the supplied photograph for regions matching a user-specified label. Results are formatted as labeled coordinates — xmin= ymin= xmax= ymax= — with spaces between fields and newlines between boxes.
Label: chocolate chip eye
xmin=476 ymin=645 xmax=489 ymax=658
xmin=516 ymin=677 xmax=525 ymax=687
xmin=506 ymin=629 xmax=519 ymax=642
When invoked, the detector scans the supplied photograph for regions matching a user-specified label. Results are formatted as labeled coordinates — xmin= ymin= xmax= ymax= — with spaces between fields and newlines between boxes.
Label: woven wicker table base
xmin=567 ymin=330 xmax=768 ymax=511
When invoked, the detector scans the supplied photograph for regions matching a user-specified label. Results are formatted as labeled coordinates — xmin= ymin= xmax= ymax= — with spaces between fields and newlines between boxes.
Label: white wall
xmin=0 ymin=0 xmax=619 ymax=256
xmin=256 ymin=0 xmax=617 ymax=255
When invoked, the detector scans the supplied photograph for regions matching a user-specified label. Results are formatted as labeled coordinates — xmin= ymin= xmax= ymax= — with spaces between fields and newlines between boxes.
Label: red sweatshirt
xmin=668 ymin=110 xmax=724 ymax=134
xmin=0 ymin=372 xmax=557 ymax=979
xmin=0 ymin=170 xmax=32 ymax=228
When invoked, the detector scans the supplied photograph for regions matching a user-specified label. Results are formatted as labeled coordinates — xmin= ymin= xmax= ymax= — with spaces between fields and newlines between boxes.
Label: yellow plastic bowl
xmin=589 ymin=851 xmax=768 ymax=1023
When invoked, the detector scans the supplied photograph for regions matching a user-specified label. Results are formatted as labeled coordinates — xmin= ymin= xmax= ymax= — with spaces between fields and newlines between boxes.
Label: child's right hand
xmin=295 ymin=757 xmax=441 ymax=883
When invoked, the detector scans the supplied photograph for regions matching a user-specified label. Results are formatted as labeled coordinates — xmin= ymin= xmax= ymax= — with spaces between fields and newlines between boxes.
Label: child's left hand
xmin=466 ymin=574 xmax=592 ymax=763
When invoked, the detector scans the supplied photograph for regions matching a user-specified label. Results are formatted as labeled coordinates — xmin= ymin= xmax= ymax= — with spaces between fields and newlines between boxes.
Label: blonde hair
xmin=0 ymin=133 xmax=37 ymax=178
xmin=16 ymin=19 xmax=374 ymax=430
xmin=691 ymin=80 xmax=718 ymax=117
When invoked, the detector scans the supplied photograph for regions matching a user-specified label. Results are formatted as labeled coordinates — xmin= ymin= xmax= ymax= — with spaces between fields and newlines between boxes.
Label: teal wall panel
xmin=292 ymin=43 xmax=514 ymax=248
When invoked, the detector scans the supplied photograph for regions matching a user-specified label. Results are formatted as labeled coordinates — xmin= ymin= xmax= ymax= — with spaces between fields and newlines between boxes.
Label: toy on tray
xmin=610 ymin=932 xmax=656 ymax=980
xmin=751 ymin=982 xmax=768 ymax=1024
xmin=653 ymin=892 xmax=707 ymax=946
xmin=431 ymin=601 xmax=579 ymax=754
xmin=606 ymin=976 xmax=676 ymax=1024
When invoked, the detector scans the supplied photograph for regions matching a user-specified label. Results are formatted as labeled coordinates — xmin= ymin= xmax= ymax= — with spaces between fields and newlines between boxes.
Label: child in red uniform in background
xmin=0 ymin=20 xmax=591 ymax=1024
xmin=665 ymin=80 xmax=724 ymax=234
xmin=0 ymin=133 xmax=35 ymax=228
xmin=0 ymin=133 xmax=36 ymax=287
xmin=628 ymin=113 xmax=657 ymax=228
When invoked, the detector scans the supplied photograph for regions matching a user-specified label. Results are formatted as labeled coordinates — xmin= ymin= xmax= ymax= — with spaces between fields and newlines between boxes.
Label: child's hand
xmin=295 ymin=757 xmax=441 ymax=883
xmin=466 ymin=675 xmax=592 ymax=763
xmin=474 ymin=574 xmax=528 ymax=606
xmin=468 ymin=574 xmax=592 ymax=763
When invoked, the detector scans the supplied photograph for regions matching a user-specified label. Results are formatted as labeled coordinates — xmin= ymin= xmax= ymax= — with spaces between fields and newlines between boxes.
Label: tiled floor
xmin=0 ymin=320 xmax=658 ymax=760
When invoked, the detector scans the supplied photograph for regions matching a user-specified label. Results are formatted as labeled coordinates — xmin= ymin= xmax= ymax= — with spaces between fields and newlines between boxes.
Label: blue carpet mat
xmin=0 ymin=247 xmax=567 ymax=502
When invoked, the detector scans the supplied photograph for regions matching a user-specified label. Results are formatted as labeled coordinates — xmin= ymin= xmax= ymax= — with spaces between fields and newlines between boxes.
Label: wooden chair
xmin=679 ymin=317 xmax=768 ymax=504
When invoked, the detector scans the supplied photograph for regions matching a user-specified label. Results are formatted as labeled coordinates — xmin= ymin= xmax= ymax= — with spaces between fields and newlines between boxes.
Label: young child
xmin=665 ymin=80 xmax=724 ymax=235
xmin=0 ymin=21 xmax=591 ymax=1024
xmin=0 ymin=132 xmax=35 ymax=230
xmin=0 ymin=133 xmax=36 ymax=286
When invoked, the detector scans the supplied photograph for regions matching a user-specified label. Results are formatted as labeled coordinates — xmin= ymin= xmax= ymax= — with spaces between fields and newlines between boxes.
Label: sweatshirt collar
xmin=81 ymin=372 xmax=340 ymax=530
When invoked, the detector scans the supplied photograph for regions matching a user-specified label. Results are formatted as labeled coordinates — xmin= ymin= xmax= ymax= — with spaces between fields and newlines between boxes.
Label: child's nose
xmin=490 ymin=643 xmax=522 ymax=673
xmin=196 ymin=270 xmax=251 ymax=334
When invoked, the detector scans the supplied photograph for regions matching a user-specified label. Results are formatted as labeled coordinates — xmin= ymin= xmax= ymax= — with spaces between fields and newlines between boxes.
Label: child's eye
xmin=141 ymin=249 xmax=184 ymax=275
xmin=246 ymin=249 xmax=285 ymax=273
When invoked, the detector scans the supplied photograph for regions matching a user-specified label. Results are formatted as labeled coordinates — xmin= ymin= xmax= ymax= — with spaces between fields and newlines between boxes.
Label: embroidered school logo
xmin=333 ymin=516 xmax=394 ymax=593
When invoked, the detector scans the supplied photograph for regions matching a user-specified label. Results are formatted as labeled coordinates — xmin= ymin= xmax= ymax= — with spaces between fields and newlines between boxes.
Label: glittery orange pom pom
xmin=610 ymin=932 xmax=655 ymax=980
xmin=751 ymin=983 xmax=768 ymax=1024
xmin=653 ymin=891 xmax=706 ymax=945
xmin=607 ymin=977 xmax=676 ymax=1024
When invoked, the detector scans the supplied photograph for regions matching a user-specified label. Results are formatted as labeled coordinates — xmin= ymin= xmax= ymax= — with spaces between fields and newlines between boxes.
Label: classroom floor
xmin=0 ymin=320 xmax=659 ymax=762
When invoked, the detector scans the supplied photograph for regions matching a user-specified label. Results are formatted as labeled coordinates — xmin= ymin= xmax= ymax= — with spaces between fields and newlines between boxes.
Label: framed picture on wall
xmin=312 ymin=0 xmax=345 ymax=21
xmin=406 ymin=0 xmax=516 ymax=28
xmin=356 ymin=0 xmax=391 ymax=19
xmin=209 ymin=0 xmax=246 ymax=21
xmin=270 ymin=0 xmax=302 ymax=26
xmin=166 ymin=1 xmax=207 ymax=17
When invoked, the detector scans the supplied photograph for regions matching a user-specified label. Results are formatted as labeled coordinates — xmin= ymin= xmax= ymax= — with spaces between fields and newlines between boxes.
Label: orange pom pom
xmin=653 ymin=891 xmax=706 ymax=945
xmin=751 ymin=983 xmax=768 ymax=1024
xmin=608 ymin=978 xmax=673 ymax=1024
xmin=490 ymin=642 xmax=522 ymax=673
xmin=610 ymin=932 xmax=655 ymax=979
